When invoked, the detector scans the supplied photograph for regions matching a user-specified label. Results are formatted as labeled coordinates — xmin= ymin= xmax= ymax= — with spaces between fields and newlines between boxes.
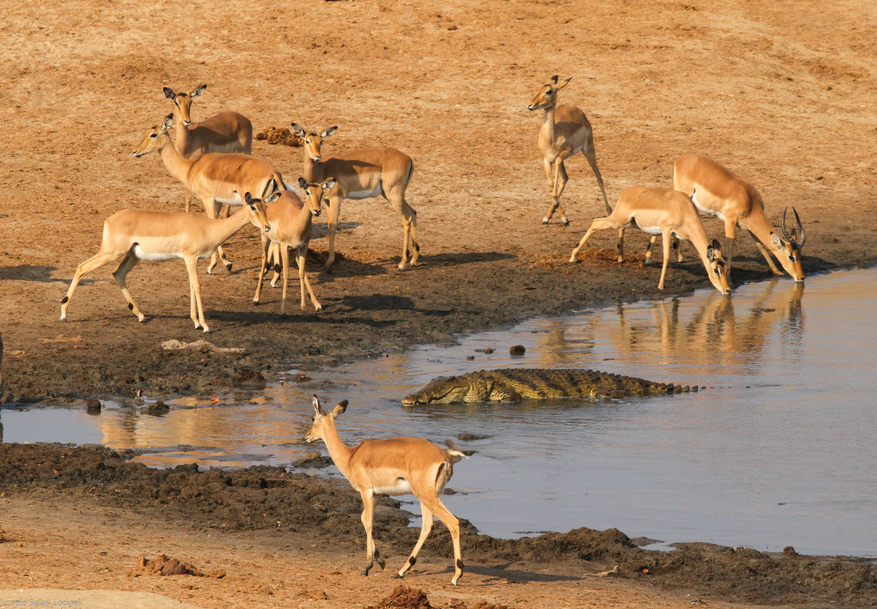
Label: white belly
xmin=215 ymin=192 xmax=244 ymax=206
xmin=638 ymin=225 xmax=663 ymax=236
xmin=372 ymin=479 xmax=413 ymax=496
xmin=344 ymin=187 xmax=382 ymax=200
xmin=133 ymin=246 xmax=180 ymax=262
xmin=691 ymin=191 xmax=726 ymax=222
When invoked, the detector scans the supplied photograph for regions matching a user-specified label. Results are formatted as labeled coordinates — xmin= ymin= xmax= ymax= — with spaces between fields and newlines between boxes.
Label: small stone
xmin=509 ymin=345 xmax=526 ymax=356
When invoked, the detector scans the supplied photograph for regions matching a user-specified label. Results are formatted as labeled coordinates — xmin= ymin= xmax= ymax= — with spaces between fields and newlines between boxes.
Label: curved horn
xmin=781 ymin=207 xmax=794 ymax=242
xmin=793 ymin=207 xmax=806 ymax=248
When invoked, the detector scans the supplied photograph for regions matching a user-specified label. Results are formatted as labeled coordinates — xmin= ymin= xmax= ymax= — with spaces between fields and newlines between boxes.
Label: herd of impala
xmin=55 ymin=78 xmax=808 ymax=585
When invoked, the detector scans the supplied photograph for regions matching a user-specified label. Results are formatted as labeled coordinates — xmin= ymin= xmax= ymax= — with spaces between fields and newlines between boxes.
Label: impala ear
xmin=264 ymin=191 xmax=281 ymax=204
xmin=191 ymin=84 xmax=207 ymax=98
xmin=321 ymin=126 xmax=338 ymax=138
xmin=332 ymin=400 xmax=348 ymax=417
xmin=556 ymin=77 xmax=572 ymax=90
xmin=290 ymin=123 xmax=306 ymax=138
xmin=312 ymin=395 xmax=328 ymax=416
xmin=770 ymin=232 xmax=783 ymax=248
xmin=161 ymin=113 xmax=174 ymax=131
xmin=549 ymin=75 xmax=559 ymax=85
xmin=163 ymin=87 xmax=176 ymax=100
xmin=298 ymin=177 xmax=309 ymax=190
xmin=322 ymin=179 xmax=336 ymax=190
xmin=244 ymin=192 xmax=254 ymax=205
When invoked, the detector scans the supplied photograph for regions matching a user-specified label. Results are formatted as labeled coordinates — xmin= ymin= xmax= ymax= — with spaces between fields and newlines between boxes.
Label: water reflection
xmin=611 ymin=279 xmax=804 ymax=374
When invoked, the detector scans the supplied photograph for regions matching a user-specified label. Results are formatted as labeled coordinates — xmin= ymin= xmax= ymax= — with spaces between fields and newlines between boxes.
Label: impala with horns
xmin=672 ymin=153 xmax=805 ymax=282
xmin=570 ymin=186 xmax=732 ymax=295
xmin=133 ymin=114 xmax=289 ymax=274
xmin=164 ymin=84 xmax=254 ymax=213
xmin=60 ymin=190 xmax=278 ymax=333
xmin=528 ymin=75 xmax=612 ymax=226
xmin=253 ymin=178 xmax=331 ymax=315
xmin=305 ymin=395 xmax=467 ymax=585
xmin=289 ymin=123 xmax=420 ymax=273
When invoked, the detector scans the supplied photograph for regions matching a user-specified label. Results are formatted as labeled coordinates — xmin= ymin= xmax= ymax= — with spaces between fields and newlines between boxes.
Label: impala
xmin=528 ymin=75 xmax=612 ymax=226
xmin=60 ymin=190 xmax=278 ymax=333
xmin=164 ymin=84 xmax=254 ymax=213
xmin=133 ymin=114 xmax=289 ymax=273
xmin=569 ymin=186 xmax=732 ymax=294
xmin=289 ymin=123 xmax=420 ymax=273
xmin=672 ymin=153 xmax=805 ymax=282
xmin=305 ymin=395 xmax=467 ymax=585
xmin=253 ymin=178 xmax=331 ymax=315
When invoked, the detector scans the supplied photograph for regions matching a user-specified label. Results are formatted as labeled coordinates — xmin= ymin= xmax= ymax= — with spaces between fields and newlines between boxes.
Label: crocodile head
xmin=402 ymin=375 xmax=480 ymax=405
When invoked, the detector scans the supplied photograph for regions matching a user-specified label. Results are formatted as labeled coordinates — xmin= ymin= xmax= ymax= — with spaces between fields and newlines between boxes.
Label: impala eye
xmin=149 ymin=133 xmax=157 ymax=139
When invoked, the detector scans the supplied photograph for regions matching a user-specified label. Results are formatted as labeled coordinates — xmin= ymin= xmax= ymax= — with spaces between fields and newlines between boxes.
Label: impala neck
xmin=541 ymin=101 xmax=558 ymax=142
xmin=172 ymin=114 xmax=192 ymax=154
xmin=302 ymin=150 xmax=326 ymax=184
xmin=212 ymin=207 xmax=258 ymax=246
xmin=319 ymin=418 xmax=355 ymax=479
xmin=158 ymin=133 xmax=196 ymax=186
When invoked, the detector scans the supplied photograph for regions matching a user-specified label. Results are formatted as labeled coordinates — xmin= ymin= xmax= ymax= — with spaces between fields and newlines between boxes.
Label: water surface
xmin=3 ymin=269 xmax=875 ymax=557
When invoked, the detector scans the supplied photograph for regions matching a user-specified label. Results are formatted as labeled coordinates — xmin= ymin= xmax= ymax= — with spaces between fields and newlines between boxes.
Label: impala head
xmin=305 ymin=395 xmax=348 ymax=443
xmin=402 ymin=376 xmax=473 ymax=405
xmin=297 ymin=177 xmax=334 ymax=217
xmin=705 ymin=238 xmax=732 ymax=295
xmin=770 ymin=207 xmax=806 ymax=283
xmin=242 ymin=184 xmax=280 ymax=233
xmin=132 ymin=113 xmax=174 ymax=158
xmin=528 ymin=75 xmax=571 ymax=111
xmin=291 ymin=123 xmax=337 ymax=162
xmin=163 ymin=84 xmax=207 ymax=126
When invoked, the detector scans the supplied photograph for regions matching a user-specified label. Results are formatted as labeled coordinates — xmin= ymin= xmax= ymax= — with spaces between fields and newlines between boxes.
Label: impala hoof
xmin=542 ymin=217 xmax=549 ymax=225
xmin=561 ymin=218 xmax=570 ymax=227
xmin=225 ymin=262 xmax=234 ymax=272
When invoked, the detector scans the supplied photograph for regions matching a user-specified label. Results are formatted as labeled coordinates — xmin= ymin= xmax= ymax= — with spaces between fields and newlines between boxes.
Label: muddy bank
xmin=1 ymin=444 xmax=873 ymax=607
xmin=0 ymin=246 xmax=846 ymax=405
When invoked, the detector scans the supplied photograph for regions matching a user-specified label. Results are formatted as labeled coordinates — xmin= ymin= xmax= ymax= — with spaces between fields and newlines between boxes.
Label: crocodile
xmin=401 ymin=368 xmax=695 ymax=405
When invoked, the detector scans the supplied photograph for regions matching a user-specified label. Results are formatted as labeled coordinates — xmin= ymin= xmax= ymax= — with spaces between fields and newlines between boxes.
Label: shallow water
xmin=3 ymin=268 xmax=876 ymax=557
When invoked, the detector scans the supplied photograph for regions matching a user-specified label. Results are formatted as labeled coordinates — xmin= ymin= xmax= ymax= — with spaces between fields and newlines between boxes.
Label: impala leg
xmin=750 ymin=230 xmax=783 ymax=275
xmin=545 ymin=158 xmax=570 ymax=226
xmin=298 ymin=246 xmax=322 ymax=312
xmin=205 ymin=197 xmax=232 ymax=274
xmin=570 ymin=217 xmax=616 ymax=262
xmin=645 ymin=236 xmax=657 ymax=265
xmin=404 ymin=203 xmax=420 ymax=267
xmin=269 ymin=242 xmax=282 ymax=288
xmin=424 ymin=495 xmax=463 ymax=585
xmin=399 ymin=502 xmax=434 ymax=579
xmin=324 ymin=196 xmax=342 ymax=274
xmin=253 ymin=234 xmax=270 ymax=305
xmin=673 ymin=234 xmax=683 ymax=262
xmin=111 ymin=248 xmax=146 ymax=322
xmin=359 ymin=492 xmax=385 ymax=576
xmin=583 ymin=141 xmax=612 ymax=216
xmin=60 ymin=250 xmax=123 ymax=321
xmin=724 ymin=219 xmax=737 ymax=283
xmin=658 ymin=228 xmax=672 ymax=290
xmin=386 ymin=188 xmax=417 ymax=270
xmin=280 ymin=240 xmax=291 ymax=316
xmin=184 ymin=187 xmax=193 ymax=214
xmin=616 ymin=227 xmax=625 ymax=262
xmin=184 ymin=256 xmax=209 ymax=332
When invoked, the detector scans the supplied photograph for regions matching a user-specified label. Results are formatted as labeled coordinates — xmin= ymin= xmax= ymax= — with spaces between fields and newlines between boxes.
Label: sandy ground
xmin=1 ymin=0 xmax=877 ymax=607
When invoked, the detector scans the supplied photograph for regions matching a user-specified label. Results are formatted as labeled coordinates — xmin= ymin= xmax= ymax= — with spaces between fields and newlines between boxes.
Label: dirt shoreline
xmin=1 ymin=443 xmax=874 ymax=609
